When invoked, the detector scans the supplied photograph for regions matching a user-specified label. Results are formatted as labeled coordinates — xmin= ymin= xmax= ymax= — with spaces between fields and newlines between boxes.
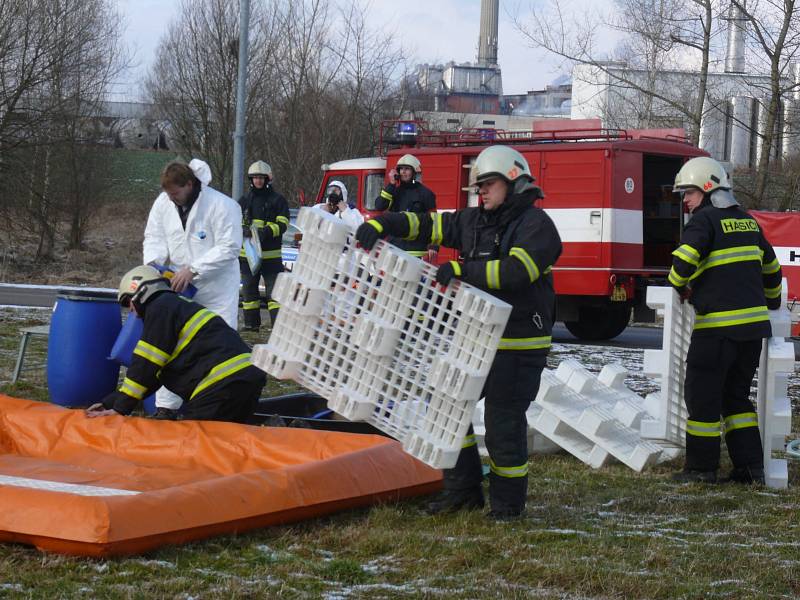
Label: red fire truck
xmin=314 ymin=121 xmax=797 ymax=340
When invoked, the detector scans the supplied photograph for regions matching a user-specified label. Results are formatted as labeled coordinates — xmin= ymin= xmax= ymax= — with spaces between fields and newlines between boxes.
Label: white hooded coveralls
xmin=143 ymin=159 xmax=243 ymax=411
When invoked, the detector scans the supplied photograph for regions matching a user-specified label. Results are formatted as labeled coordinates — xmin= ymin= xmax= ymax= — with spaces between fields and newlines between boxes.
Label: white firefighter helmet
xmin=247 ymin=160 xmax=273 ymax=179
xmin=118 ymin=265 xmax=170 ymax=307
xmin=469 ymin=145 xmax=534 ymax=187
xmin=673 ymin=156 xmax=731 ymax=193
xmin=396 ymin=154 xmax=421 ymax=174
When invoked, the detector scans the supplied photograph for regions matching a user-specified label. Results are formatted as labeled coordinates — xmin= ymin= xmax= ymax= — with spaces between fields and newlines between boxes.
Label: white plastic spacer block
xmin=297 ymin=207 xmax=350 ymax=245
xmin=331 ymin=388 xmax=375 ymax=421
xmin=271 ymin=274 xmax=329 ymax=315
xmin=598 ymin=363 xmax=628 ymax=389
xmin=453 ymin=287 xmax=513 ymax=325
xmin=251 ymin=344 xmax=301 ymax=379
xmin=351 ymin=315 xmax=401 ymax=357
xmin=428 ymin=357 xmax=484 ymax=403
xmin=374 ymin=245 xmax=425 ymax=282
xmin=766 ymin=458 xmax=788 ymax=489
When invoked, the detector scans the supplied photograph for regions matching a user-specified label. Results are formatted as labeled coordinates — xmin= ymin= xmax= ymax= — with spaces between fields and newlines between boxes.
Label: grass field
xmin=0 ymin=307 xmax=799 ymax=599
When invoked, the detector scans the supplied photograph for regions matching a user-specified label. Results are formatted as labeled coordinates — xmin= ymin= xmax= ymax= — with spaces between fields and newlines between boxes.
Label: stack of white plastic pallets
xmin=528 ymin=360 xmax=663 ymax=471
xmin=251 ymin=208 xmax=512 ymax=469
xmin=641 ymin=286 xmax=692 ymax=451
xmin=757 ymin=282 xmax=795 ymax=489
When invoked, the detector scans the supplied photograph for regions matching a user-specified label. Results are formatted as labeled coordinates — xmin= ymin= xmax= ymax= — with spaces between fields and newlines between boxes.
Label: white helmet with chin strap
xmin=673 ymin=156 xmax=738 ymax=208
xmin=247 ymin=160 xmax=273 ymax=180
xmin=396 ymin=154 xmax=421 ymax=176
xmin=118 ymin=265 xmax=171 ymax=308
xmin=469 ymin=145 xmax=536 ymax=194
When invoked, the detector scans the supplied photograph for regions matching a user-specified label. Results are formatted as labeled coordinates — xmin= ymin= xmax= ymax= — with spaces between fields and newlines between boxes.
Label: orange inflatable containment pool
xmin=0 ymin=395 xmax=442 ymax=556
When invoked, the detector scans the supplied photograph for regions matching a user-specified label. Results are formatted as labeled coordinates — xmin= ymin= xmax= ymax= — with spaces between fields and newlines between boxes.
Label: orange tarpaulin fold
xmin=0 ymin=394 xmax=441 ymax=556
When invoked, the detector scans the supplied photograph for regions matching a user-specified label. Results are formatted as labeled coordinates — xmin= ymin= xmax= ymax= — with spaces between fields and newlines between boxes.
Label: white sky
xmin=112 ymin=0 xmax=617 ymax=102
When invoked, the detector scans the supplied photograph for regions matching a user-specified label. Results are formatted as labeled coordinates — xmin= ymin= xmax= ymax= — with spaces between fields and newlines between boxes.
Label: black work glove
xmin=356 ymin=220 xmax=384 ymax=251
xmin=435 ymin=261 xmax=462 ymax=286
xmin=677 ymin=286 xmax=692 ymax=304
xmin=242 ymin=226 xmax=252 ymax=238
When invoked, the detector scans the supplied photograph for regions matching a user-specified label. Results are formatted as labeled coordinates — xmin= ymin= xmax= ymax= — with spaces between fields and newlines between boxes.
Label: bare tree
xmin=512 ymin=0 xmax=717 ymax=144
xmin=732 ymin=0 xmax=800 ymax=203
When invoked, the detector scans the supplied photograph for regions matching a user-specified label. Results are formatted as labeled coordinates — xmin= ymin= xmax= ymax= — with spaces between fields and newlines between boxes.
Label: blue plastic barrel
xmin=108 ymin=314 xmax=143 ymax=367
xmin=47 ymin=290 xmax=122 ymax=408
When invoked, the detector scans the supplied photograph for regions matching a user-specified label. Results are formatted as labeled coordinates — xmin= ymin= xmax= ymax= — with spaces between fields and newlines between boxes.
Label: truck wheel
xmin=563 ymin=303 xmax=631 ymax=341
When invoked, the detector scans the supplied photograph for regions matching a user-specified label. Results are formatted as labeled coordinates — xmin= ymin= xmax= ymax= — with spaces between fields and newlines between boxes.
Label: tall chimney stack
xmin=478 ymin=0 xmax=499 ymax=66
xmin=724 ymin=1 xmax=748 ymax=74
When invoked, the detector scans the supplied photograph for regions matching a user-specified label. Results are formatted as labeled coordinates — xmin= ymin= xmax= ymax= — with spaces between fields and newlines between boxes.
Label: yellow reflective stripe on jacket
xmin=133 ymin=340 xmax=170 ymax=367
xmin=267 ymin=300 xmax=280 ymax=311
xmin=276 ymin=215 xmax=289 ymax=226
xmin=692 ymin=245 xmax=762 ymax=279
xmin=190 ymin=353 xmax=252 ymax=400
xmin=694 ymin=306 xmax=769 ymax=329
xmin=407 ymin=250 xmax=427 ymax=257
xmin=380 ymin=189 xmax=393 ymax=202
xmin=430 ymin=213 xmax=444 ymax=245
xmin=668 ymin=267 xmax=689 ymax=287
xmin=686 ymin=419 xmax=721 ymax=437
xmin=242 ymin=300 xmax=260 ymax=310
xmin=762 ymin=257 xmax=781 ymax=274
xmin=367 ymin=219 xmax=383 ymax=233
xmin=261 ymin=249 xmax=282 ymax=259
xmin=672 ymin=244 xmax=701 ymax=267
xmin=497 ymin=336 xmax=552 ymax=350
xmin=489 ymin=459 xmax=529 ymax=478
xmin=403 ymin=212 xmax=420 ymax=240
xmin=251 ymin=219 xmax=265 ymax=228
xmin=764 ymin=283 xmax=782 ymax=299
xmin=462 ymin=434 xmax=477 ymax=449
xmin=120 ymin=377 xmax=147 ymax=400
xmin=170 ymin=309 xmax=215 ymax=361
xmin=267 ymin=222 xmax=280 ymax=237
xmin=509 ymin=247 xmax=540 ymax=283
xmin=486 ymin=260 xmax=501 ymax=289
xmin=724 ymin=412 xmax=759 ymax=432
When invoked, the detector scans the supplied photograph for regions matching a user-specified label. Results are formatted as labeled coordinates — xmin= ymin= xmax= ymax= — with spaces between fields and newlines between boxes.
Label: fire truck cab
xmin=315 ymin=124 xmax=709 ymax=340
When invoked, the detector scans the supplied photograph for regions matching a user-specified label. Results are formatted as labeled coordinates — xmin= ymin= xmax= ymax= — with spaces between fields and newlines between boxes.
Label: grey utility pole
xmin=231 ymin=0 xmax=250 ymax=202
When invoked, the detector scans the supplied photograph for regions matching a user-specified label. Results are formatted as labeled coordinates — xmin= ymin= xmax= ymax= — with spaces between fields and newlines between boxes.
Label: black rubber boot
xmin=425 ymin=487 xmax=484 ymax=515
xmin=487 ymin=507 xmax=525 ymax=522
xmin=152 ymin=407 xmax=179 ymax=421
xmin=671 ymin=469 xmax=718 ymax=483
xmin=721 ymin=466 xmax=765 ymax=485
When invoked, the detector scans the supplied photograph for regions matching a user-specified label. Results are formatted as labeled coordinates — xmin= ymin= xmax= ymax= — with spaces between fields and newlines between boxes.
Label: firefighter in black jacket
xmin=239 ymin=161 xmax=290 ymax=330
xmin=373 ymin=153 xmax=438 ymax=261
xmin=669 ymin=156 xmax=782 ymax=485
xmin=357 ymin=145 xmax=562 ymax=519
xmin=86 ymin=265 xmax=266 ymax=423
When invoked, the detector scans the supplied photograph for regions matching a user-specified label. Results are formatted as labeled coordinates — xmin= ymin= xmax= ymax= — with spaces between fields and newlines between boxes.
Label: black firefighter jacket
xmin=669 ymin=203 xmax=783 ymax=340
xmin=374 ymin=189 xmax=562 ymax=355
xmin=239 ymin=186 xmax=290 ymax=273
xmin=102 ymin=291 xmax=264 ymax=415
xmin=374 ymin=180 xmax=437 ymax=255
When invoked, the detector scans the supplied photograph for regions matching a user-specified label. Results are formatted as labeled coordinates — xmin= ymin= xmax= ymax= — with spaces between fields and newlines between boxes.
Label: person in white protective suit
xmin=142 ymin=158 xmax=243 ymax=420
xmin=312 ymin=180 xmax=364 ymax=229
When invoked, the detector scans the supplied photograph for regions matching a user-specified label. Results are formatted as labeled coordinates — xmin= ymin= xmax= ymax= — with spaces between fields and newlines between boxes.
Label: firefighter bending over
xmin=357 ymin=145 xmax=562 ymax=520
xmin=86 ymin=266 xmax=266 ymax=423
xmin=373 ymin=153 xmax=439 ymax=262
xmin=239 ymin=160 xmax=290 ymax=331
xmin=669 ymin=156 xmax=782 ymax=484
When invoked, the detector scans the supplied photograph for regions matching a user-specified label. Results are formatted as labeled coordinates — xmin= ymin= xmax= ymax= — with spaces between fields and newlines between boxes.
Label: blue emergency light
xmin=396 ymin=122 xmax=418 ymax=142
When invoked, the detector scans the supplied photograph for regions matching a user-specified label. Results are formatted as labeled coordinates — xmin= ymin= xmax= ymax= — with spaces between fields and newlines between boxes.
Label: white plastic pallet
xmin=532 ymin=361 xmax=663 ymax=471
xmin=756 ymin=282 xmax=795 ymax=489
xmin=251 ymin=207 xmax=512 ymax=469
xmin=471 ymin=398 xmax=562 ymax=457
xmin=641 ymin=286 xmax=692 ymax=446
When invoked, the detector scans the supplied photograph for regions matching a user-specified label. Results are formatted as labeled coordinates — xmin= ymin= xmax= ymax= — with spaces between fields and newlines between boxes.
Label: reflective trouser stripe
xmin=497 ymin=336 xmax=551 ymax=350
xmin=694 ymin=306 xmax=769 ymax=329
xmin=120 ymin=377 xmax=147 ymax=400
xmin=261 ymin=249 xmax=281 ymax=259
xmin=190 ymin=353 xmax=252 ymax=400
xmin=242 ymin=300 xmax=260 ymax=310
xmin=686 ymin=419 xmax=721 ymax=437
xmin=462 ymin=434 xmax=477 ymax=449
xmin=171 ymin=309 xmax=215 ymax=361
xmin=486 ymin=260 xmax=501 ymax=289
xmin=724 ymin=412 xmax=759 ymax=433
xmin=133 ymin=340 xmax=169 ymax=367
xmin=489 ymin=459 xmax=528 ymax=478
